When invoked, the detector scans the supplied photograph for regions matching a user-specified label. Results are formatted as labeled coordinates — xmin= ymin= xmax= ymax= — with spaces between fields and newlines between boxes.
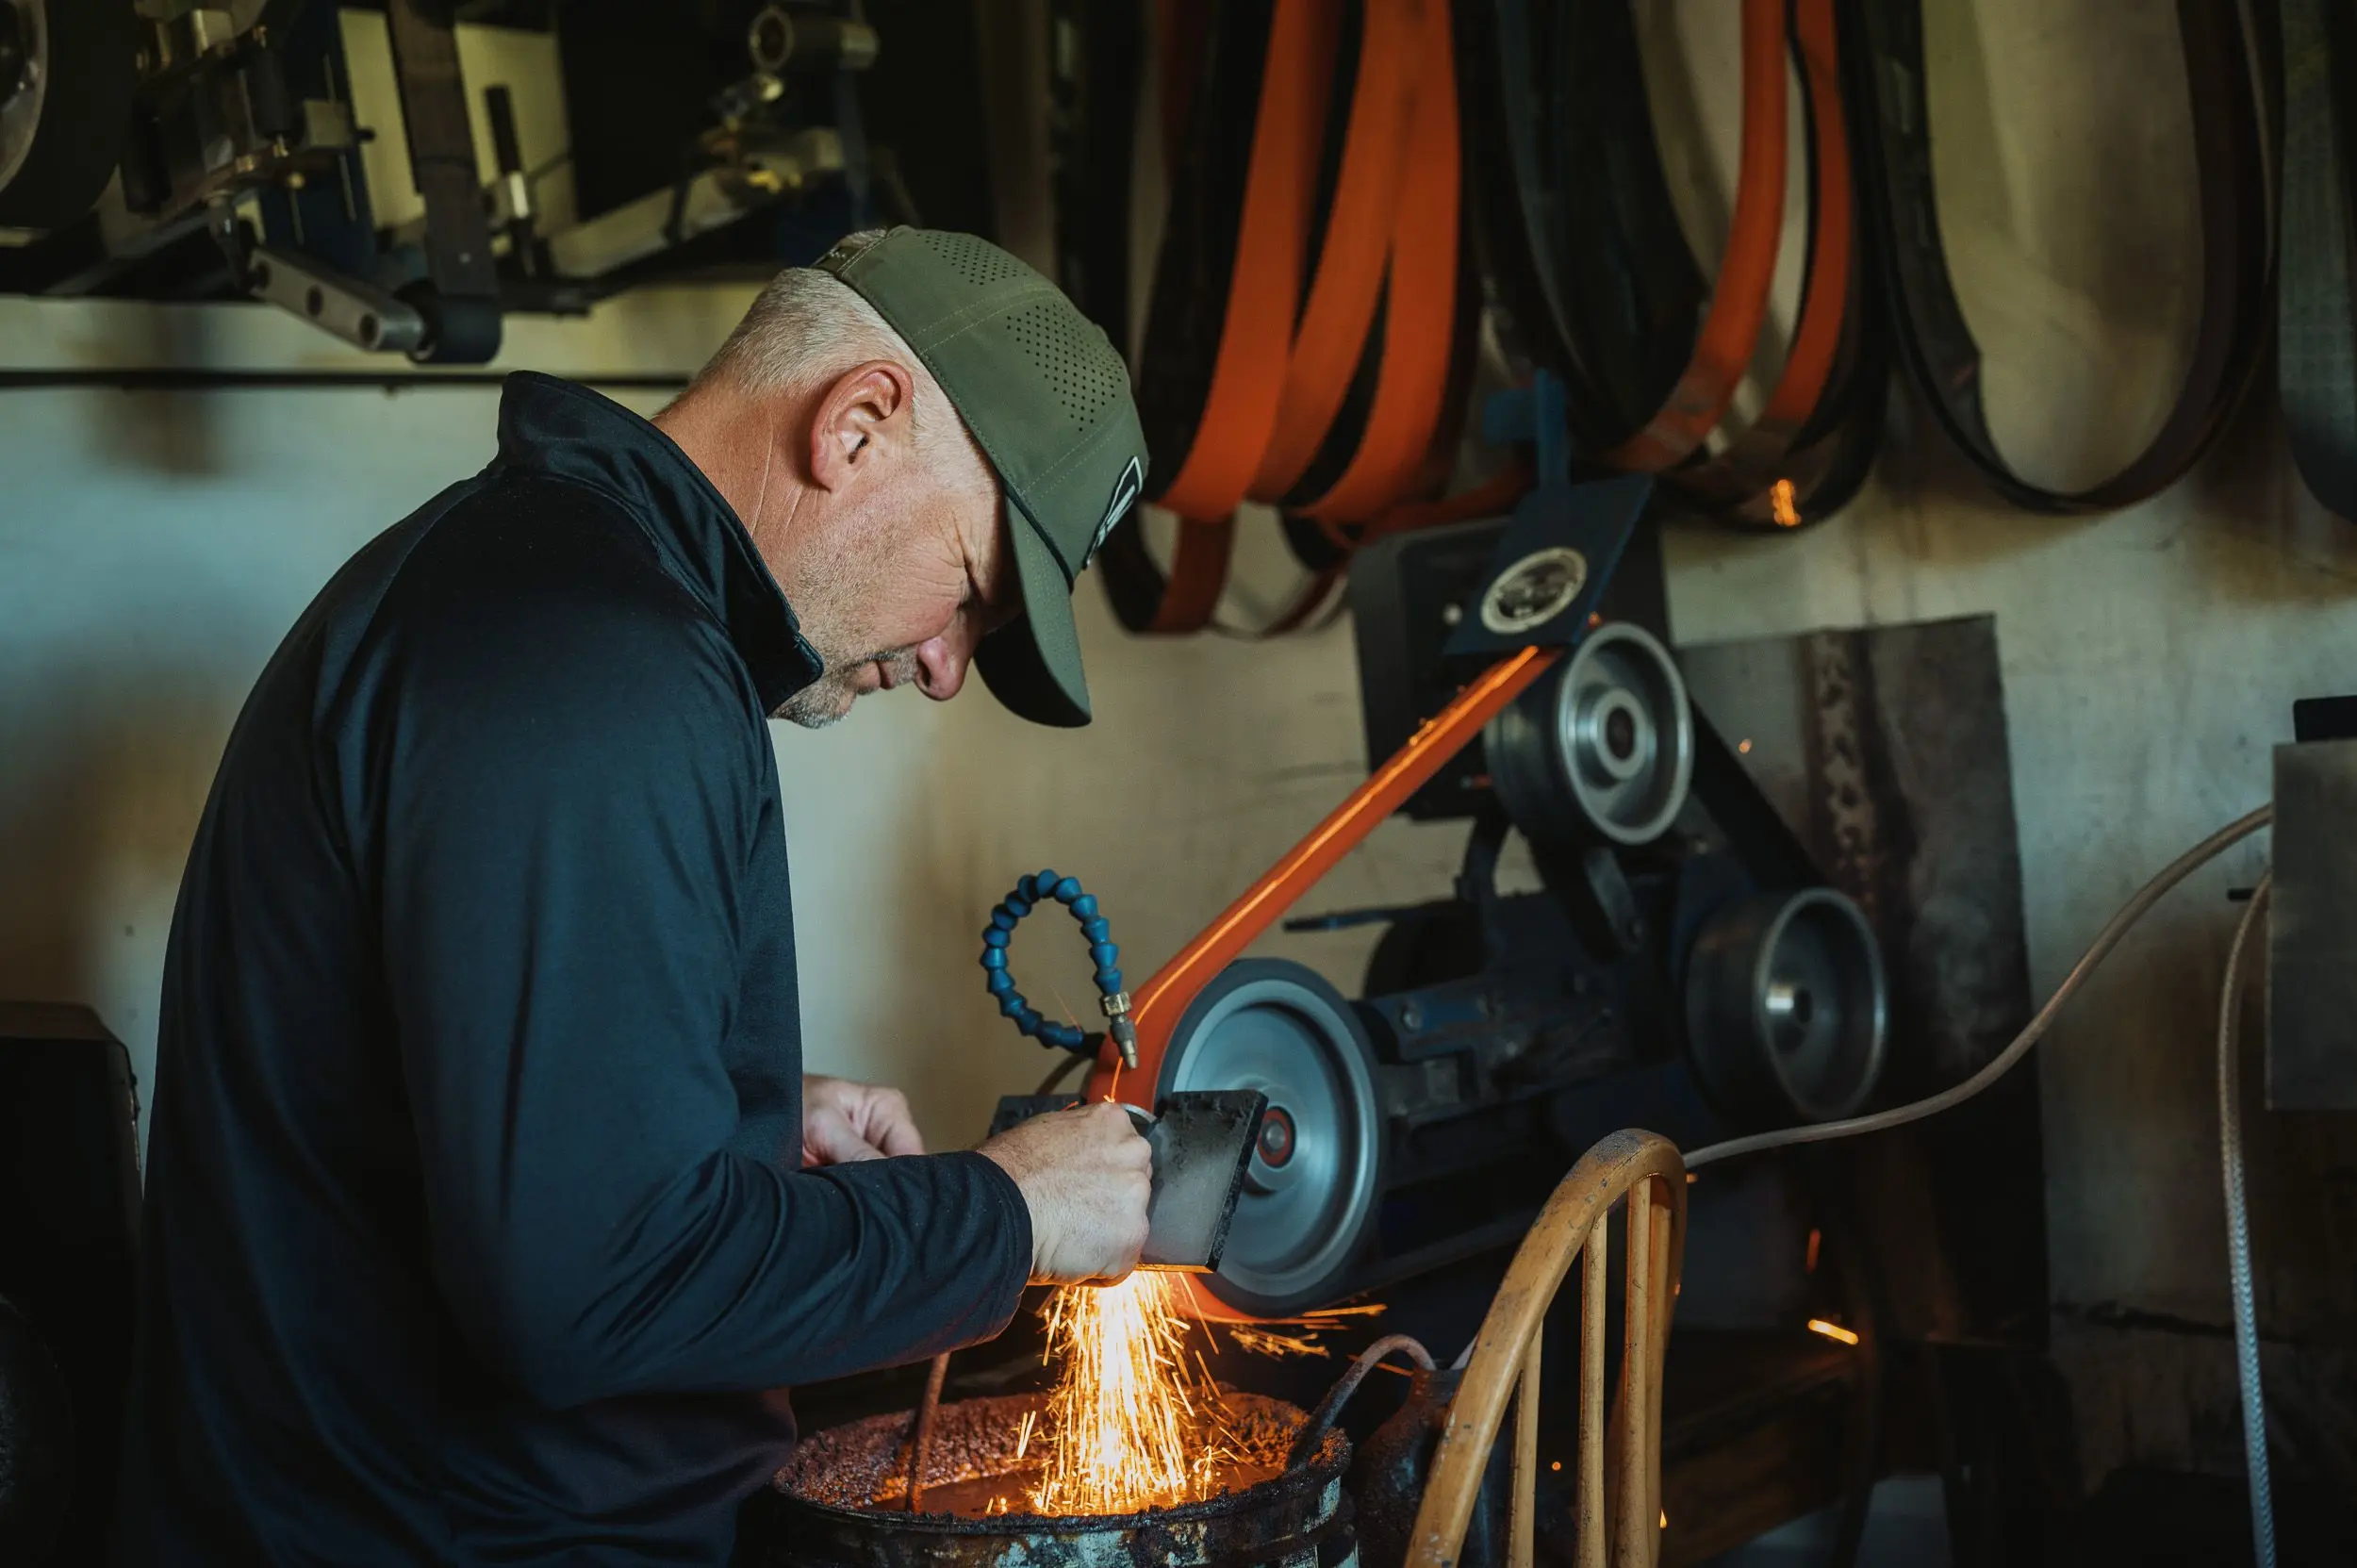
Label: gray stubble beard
xmin=771 ymin=646 xmax=921 ymax=729
xmin=774 ymin=685 xmax=849 ymax=730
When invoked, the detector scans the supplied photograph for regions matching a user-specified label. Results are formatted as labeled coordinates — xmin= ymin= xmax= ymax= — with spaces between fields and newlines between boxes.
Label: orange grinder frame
xmin=1089 ymin=462 xmax=1653 ymax=1117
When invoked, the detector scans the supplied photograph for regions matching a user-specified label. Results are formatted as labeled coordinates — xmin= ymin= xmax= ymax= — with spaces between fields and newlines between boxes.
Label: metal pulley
xmin=1156 ymin=960 xmax=1384 ymax=1316
xmin=1684 ymin=887 xmax=1888 ymax=1125
xmin=746 ymin=5 xmax=881 ymax=75
xmin=1484 ymin=620 xmax=1696 ymax=849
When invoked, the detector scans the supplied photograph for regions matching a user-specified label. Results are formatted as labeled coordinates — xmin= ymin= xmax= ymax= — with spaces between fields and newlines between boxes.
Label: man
xmin=121 ymin=229 xmax=1156 ymax=1564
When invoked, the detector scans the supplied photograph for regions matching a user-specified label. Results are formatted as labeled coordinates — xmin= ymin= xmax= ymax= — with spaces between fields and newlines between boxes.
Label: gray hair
xmin=697 ymin=232 xmax=990 ymax=486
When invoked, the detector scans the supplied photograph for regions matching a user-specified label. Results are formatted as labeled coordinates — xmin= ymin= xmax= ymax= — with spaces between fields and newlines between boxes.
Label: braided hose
xmin=2219 ymin=878 xmax=2275 ymax=1568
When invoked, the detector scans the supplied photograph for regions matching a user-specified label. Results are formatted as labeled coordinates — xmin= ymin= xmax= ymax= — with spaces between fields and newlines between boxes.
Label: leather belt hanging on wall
xmin=1463 ymin=0 xmax=1698 ymax=445
xmin=1849 ymin=0 xmax=2274 ymax=514
xmin=1596 ymin=0 xmax=1788 ymax=474
xmin=2279 ymin=0 xmax=2357 ymax=521
xmin=1664 ymin=0 xmax=1887 ymax=529
xmin=1113 ymin=0 xmax=1471 ymax=635
xmin=1117 ymin=0 xmax=1901 ymax=628
xmin=1114 ymin=0 xmax=2284 ymax=629
xmin=1463 ymin=0 xmax=1881 ymax=530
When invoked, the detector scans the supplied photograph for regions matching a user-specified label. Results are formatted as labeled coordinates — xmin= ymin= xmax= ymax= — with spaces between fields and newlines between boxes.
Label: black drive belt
xmin=1664 ymin=0 xmax=1887 ymax=531
xmin=1462 ymin=0 xmax=1706 ymax=454
xmin=2279 ymin=0 xmax=2357 ymax=520
xmin=1465 ymin=0 xmax=1884 ymax=530
xmin=1850 ymin=0 xmax=2273 ymax=514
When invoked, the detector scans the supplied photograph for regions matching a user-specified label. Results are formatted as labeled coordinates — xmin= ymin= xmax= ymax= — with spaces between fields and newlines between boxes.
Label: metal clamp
xmin=245 ymin=242 xmax=424 ymax=355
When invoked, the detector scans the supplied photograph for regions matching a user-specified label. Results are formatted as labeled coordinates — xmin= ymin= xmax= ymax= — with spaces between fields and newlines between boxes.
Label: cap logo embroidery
xmin=1087 ymin=456 xmax=1145 ymax=566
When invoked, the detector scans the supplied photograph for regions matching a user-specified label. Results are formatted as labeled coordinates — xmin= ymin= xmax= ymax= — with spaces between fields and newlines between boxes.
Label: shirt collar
xmin=490 ymin=372 xmax=823 ymax=715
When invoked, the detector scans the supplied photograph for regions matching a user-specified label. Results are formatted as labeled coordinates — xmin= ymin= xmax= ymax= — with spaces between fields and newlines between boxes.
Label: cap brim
xmin=974 ymin=498 xmax=1093 ymax=727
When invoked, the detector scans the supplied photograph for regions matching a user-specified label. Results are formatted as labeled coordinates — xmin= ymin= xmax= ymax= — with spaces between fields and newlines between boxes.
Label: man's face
xmin=773 ymin=458 xmax=1022 ymax=729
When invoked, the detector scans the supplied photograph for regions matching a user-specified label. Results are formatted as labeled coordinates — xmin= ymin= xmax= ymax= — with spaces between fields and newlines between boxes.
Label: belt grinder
xmin=978 ymin=381 xmax=1890 ymax=1314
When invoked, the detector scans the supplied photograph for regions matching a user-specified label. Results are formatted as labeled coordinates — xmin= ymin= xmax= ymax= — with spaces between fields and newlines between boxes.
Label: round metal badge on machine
xmin=1478 ymin=546 xmax=1589 ymax=635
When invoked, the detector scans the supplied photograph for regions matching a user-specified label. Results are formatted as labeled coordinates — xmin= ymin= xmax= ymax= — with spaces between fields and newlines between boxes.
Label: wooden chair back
xmin=1404 ymin=1129 xmax=1688 ymax=1568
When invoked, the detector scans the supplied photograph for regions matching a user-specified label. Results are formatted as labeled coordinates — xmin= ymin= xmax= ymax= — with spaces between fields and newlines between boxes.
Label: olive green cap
xmin=815 ymin=227 xmax=1146 ymax=727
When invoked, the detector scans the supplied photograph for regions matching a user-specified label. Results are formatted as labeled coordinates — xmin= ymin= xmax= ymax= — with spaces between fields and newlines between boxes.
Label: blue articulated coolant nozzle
xmin=978 ymin=868 xmax=1137 ymax=1065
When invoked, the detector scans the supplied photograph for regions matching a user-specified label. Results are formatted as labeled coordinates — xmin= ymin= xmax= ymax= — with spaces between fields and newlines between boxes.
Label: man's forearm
xmin=445 ymin=1147 xmax=1031 ymax=1407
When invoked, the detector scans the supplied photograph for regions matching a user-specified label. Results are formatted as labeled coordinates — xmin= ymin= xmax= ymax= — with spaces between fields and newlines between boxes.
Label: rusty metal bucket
xmin=744 ymin=1391 xmax=1355 ymax=1568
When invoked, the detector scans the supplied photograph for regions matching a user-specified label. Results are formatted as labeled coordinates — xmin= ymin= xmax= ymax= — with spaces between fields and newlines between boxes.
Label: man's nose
xmin=914 ymin=626 xmax=978 ymax=701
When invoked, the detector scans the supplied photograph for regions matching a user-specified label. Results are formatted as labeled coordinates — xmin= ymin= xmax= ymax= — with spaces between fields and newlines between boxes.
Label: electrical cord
xmin=2220 ymin=875 xmax=2276 ymax=1568
xmin=1678 ymin=804 xmax=2281 ymax=1560
xmin=1684 ymin=803 xmax=2274 ymax=1168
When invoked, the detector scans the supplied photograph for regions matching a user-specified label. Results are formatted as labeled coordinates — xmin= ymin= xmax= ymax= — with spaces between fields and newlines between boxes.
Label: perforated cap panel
xmin=919 ymin=230 xmax=1032 ymax=289
xmin=1002 ymin=302 xmax=1129 ymax=434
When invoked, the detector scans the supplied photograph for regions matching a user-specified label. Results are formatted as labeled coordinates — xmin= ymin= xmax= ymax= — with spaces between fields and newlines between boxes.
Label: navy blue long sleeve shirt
xmin=120 ymin=373 xmax=1031 ymax=1564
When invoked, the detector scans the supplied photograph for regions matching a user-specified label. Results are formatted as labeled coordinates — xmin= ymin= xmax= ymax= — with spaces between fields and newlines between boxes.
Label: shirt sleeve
xmin=366 ymin=566 xmax=1030 ymax=1410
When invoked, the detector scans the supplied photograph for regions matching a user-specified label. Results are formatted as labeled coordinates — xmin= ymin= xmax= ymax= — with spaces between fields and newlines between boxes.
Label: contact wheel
xmin=1159 ymin=960 xmax=1383 ymax=1315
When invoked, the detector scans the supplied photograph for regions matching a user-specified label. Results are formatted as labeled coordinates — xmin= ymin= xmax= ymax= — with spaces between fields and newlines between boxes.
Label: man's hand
xmin=801 ymin=1076 xmax=926 ymax=1167
xmin=978 ymin=1101 xmax=1152 ymax=1285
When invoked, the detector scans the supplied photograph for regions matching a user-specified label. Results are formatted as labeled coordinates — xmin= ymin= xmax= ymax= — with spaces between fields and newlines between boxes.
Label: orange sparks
xmin=1805 ymin=1228 xmax=1822 ymax=1273
xmin=1770 ymin=477 xmax=1801 ymax=528
xmin=1030 ymin=1273 xmax=1228 ymax=1514
xmin=1220 ymin=1300 xmax=1385 ymax=1362
xmin=1807 ymin=1317 xmax=1860 ymax=1346
xmin=1225 ymin=1326 xmax=1331 ymax=1360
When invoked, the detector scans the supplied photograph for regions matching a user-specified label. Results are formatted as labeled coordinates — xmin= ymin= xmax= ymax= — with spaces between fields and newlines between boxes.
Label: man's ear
xmin=807 ymin=360 xmax=917 ymax=494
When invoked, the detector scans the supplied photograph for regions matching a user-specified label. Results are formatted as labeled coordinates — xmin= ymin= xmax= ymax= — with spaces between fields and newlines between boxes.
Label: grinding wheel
xmin=1158 ymin=960 xmax=1383 ymax=1316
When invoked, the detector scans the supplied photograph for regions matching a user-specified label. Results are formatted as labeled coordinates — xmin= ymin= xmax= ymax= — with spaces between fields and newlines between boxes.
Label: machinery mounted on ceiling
xmin=0 ymin=0 xmax=895 ymax=362
xmin=0 ymin=0 xmax=140 ymax=232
